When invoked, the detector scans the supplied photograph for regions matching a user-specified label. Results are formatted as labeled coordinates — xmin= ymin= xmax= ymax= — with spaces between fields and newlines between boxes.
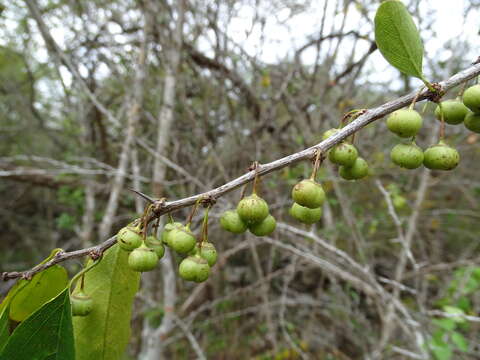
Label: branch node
xmin=425 ymin=83 xmax=445 ymax=103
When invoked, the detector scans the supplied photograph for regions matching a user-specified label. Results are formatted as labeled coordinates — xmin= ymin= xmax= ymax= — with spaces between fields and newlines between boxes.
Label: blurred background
xmin=1 ymin=0 xmax=480 ymax=359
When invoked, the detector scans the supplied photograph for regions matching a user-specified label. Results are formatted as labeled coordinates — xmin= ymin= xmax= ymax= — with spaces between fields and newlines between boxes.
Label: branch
xmin=2 ymin=62 xmax=480 ymax=282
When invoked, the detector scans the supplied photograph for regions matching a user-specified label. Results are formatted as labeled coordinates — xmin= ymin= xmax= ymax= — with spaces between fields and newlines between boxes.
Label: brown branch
xmin=2 ymin=61 xmax=480 ymax=282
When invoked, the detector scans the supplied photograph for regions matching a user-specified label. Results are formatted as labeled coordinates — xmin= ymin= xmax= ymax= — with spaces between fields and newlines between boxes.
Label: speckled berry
xmin=117 ymin=225 xmax=142 ymax=251
xmin=390 ymin=142 xmax=424 ymax=169
xmin=128 ymin=243 xmax=159 ymax=272
xmin=435 ymin=100 xmax=469 ymax=125
xmin=464 ymin=112 xmax=480 ymax=133
xmin=236 ymin=194 xmax=269 ymax=225
xmin=220 ymin=210 xmax=247 ymax=234
xmin=249 ymin=214 xmax=276 ymax=236
xmin=145 ymin=235 xmax=165 ymax=259
xmin=386 ymin=109 xmax=423 ymax=138
xmin=167 ymin=225 xmax=196 ymax=254
xmin=463 ymin=85 xmax=480 ymax=113
xmin=328 ymin=143 xmax=358 ymax=166
xmin=179 ymin=256 xmax=210 ymax=283
xmin=289 ymin=203 xmax=322 ymax=224
xmin=339 ymin=157 xmax=369 ymax=180
xmin=423 ymin=142 xmax=460 ymax=171
xmin=291 ymin=179 xmax=326 ymax=209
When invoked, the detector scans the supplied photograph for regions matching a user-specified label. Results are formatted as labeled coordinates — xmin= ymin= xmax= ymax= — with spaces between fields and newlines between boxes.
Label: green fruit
xmin=220 ymin=210 xmax=247 ymax=234
xmin=249 ymin=214 xmax=276 ymax=236
xmin=128 ymin=243 xmax=159 ymax=272
xmin=386 ymin=109 xmax=423 ymax=138
xmin=464 ymin=112 xmax=480 ymax=133
xmin=236 ymin=194 xmax=269 ymax=225
xmin=179 ymin=256 xmax=210 ymax=282
xmin=392 ymin=195 xmax=407 ymax=211
xmin=198 ymin=242 xmax=218 ymax=267
xmin=390 ymin=142 xmax=424 ymax=169
xmin=423 ymin=142 xmax=460 ymax=171
xmin=463 ymin=85 xmax=480 ymax=113
xmin=322 ymin=128 xmax=339 ymax=140
xmin=145 ymin=235 xmax=165 ymax=259
xmin=339 ymin=157 xmax=369 ymax=180
xmin=167 ymin=225 xmax=196 ymax=254
xmin=434 ymin=100 xmax=469 ymax=125
xmin=161 ymin=222 xmax=182 ymax=244
xmin=289 ymin=203 xmax=322 ymax=224
xmin=328 ymin=143 xmax=358 ymax=166
xmin=117 ymin=226 xmax=142 ymax=251
xmin=291 ymin=179 xmax=325 ymax=209
xmin=71 ymin=290 xmax=93 ymax=317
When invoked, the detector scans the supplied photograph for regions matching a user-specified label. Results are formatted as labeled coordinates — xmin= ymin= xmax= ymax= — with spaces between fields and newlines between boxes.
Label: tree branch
xmin=2 ymin=61 xmax=480 ymax=282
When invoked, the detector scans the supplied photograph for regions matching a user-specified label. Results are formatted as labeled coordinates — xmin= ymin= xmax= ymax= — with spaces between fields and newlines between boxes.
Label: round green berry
xmin=145 ymin=235 xmax=165 ymax=259
xmin=128 ymin=243 xmax=159 ymax=272
xmin=328 ymin=143 xmax=358 ymax=166
xmin=390 ymin=142 xmax=424 ymax=169
xmin=463 ymin=85 xmax=480 ymax=113
xmin=161 ymin=222 xmax=182 ymax=245
xmin=291 ymin=179 xmax=325 ymax=209
xmin=167 ymin=226 xmax=196 ymax=254
xmin=117 ymin=226 xmax=142 ymax=251
xmin=423 ymin=142 xmax=460 ymax=171
xmin=289 ymin=203 xmax=322 ymax=224
xmin=339 ymin=157 xmax=369 ymax=180
xmin=434 ymin=100 xmax=469 ymax=125
xmin=71 ymin=290 xmax=93 ymax=317
xmin=393 ymin=195 xmax=407 ymax=211
xmin=236 ymin=194 xmax=269 ymax=225
xmin=386 ymin=109 xmax=423 ymax=138
xmin=197 ymin=242 xmax=218 ymax=267
xmin=464 ymin=112 xmax=480 ymax=133
xmin=249 ymin=214 xmax=276 ymax=236
xmin=220 ymin=210 xmax=247 ymax=234
xmin=179 ymin=256 xmax=210 ymax=283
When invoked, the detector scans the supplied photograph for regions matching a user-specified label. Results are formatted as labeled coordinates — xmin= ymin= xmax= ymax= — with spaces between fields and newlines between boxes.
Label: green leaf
xmin=0 ymin=249 xmax=68 ymax=323
xmin=9 ymin=265 xmax=68 ymax=322
xmin=0 ymin=289 xmax=75 ymax=360
xmin=432 ymin=318 xmax=455 ymax=331
xmin=443 ymin=306 xmax=466 ymax=324
xmin=0 ymin=307 xmax=9 ymax=352
xmin=429 ymin=338 xmax=452 ymax=360
xmin=374 ymin=0 xmax=424 ymax=79
xmin=73 ymin=244 xmax=140 ymax=360
xmin=451 ymin=332 xmax=468 ymax=352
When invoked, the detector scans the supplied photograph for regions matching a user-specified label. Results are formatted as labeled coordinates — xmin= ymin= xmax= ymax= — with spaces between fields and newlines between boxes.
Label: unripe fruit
xmin=423 ymin=142 xmax=460 ymax=171
xmin=328 ymin=143 xmax=358 ymax=166
xmin=117 ymin=226 xmax=142 ymax=251
xmin=236 ymin=194 xmax=269 ymax=225
xmin=198 ymin=242 xmax=218 ymax=267
xmin=434 ymin=100 xmax=469 ymax=125
xmin=161 ymin=222 xmax=182 ymax=244
xmin=291 ymin=179 xmax=325 ymax=209
xmin=71 ymin=290 xmax=93 ymax=317
xmin=464 ymin=112 xmax=480 ymax=133
xmin=167 ymin=226 xmax=196 ymax=254
xmin=289 ymin=203 xmax=322 ymax=224
xmin=390 ymin=142 xmax=424 ymax=169
xmin=393 ymin=195 xmax=407 ymax=211
xmin=220 ymin=210 xmax=247 ymax=234
xmin=249 ymin=214 xmax=276 ymax=236
xmin=322 ymin=128 xmax=339 ymax=140
xmin=128 ymin=243 xmax=159 ymax=272
xmin=179 ymin=256 xmax=210 ymax=282
xmin=339 ymin=157 xmax=369 ymax=180
xmin=145 ymin=235 xmax=165 ymax=259
xmin=386 ymin=109 xmax=423 ymax=138
xmin=463 ymin=85 xmax=480 ymax=113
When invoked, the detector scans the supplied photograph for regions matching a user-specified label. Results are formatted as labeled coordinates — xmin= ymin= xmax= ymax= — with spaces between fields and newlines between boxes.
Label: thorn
xmin=128 ymin=188 xmax=156 ymax=203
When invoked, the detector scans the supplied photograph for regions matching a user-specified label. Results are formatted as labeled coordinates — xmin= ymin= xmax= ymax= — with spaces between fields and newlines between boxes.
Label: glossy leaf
xmin=451 ymin=331 xmax=468 ymax=352
xmin=0 ymin=307 xmax=9 ymax=352
xmin=374 ymin=0 xmax=424 ymax=79
xmin=9 ymin=265 xmax=68 ymax=322
xmin=0 ymin=289 xmax=75 ymax=360
xmin=73 ymin=244 xmax=140 ymax=360
xmin=0 ymin=249 xmax=65 ymax=321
